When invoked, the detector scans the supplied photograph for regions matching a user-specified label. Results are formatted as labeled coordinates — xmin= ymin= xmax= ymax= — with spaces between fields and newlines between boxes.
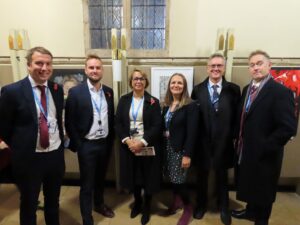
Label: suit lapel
xmin=22 ymin=77 xmax=38 ymax=122
xmin=246 ymin=79 xmax=272 ymax=116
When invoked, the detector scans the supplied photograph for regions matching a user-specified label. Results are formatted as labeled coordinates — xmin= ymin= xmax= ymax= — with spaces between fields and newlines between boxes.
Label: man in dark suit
xmin=65 ymin=54 xmax=115 ymax=225
xmin=0 ymin=46 xmax=65 ymax=225
xmin=191 ymin=53 xmax=240 ymax=225
xmin=231 ymin=50 xmax=297 ymax=225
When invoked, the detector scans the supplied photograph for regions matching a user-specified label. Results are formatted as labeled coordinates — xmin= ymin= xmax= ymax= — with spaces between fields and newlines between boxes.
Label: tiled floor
xmin=0 ymin=184 xmax=300 ymax=225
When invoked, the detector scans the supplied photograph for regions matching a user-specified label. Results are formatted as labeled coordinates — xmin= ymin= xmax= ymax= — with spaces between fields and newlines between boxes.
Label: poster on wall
xmin=151 ymin=67 xmax=194 ymax=103
xmin=270 ymin=67 xmax=300 ymax=128
xmin=51 ymin=69 xmax=85 ymax=100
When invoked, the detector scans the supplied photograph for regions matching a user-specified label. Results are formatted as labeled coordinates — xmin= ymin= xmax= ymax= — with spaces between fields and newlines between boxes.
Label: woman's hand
xmin=181 ymin=156 xmax=191 ymax=168
xmin=129 ymin=140 xmax=144 ymax=153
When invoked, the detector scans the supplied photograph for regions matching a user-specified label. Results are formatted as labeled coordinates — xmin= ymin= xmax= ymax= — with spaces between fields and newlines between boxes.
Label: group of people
xmin=0 ymin=46 xmax=297 ymax=225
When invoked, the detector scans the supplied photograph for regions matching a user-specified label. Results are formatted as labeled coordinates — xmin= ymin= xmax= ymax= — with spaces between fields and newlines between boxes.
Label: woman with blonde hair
xmin=115 ymin=69 xmax=162 ymax=225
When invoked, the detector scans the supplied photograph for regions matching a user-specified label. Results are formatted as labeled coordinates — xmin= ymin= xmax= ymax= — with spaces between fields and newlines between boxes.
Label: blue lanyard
xmin=32 ymin=86 xmax=49 ymax=120
xmin=131 ymin=96 xmax=144 ymax=127
xmin=91 ymin=89 xmax=104 ymax=118
xmin=165 ymin=107 xmax=173 ymax=129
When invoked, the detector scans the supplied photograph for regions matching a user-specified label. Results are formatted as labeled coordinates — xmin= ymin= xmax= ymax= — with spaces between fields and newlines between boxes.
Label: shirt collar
xmin=87 ymin=79 xmax=102 ymax=92
xmin=208 ymin=78 xmax=222 ymax=89
xmin=28 ymin=75 xmax=48 ymax=88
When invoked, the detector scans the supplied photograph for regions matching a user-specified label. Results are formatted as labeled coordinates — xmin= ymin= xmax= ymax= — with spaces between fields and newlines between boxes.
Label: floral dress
xmin=163 ymin=109 xmax=187 ymax=184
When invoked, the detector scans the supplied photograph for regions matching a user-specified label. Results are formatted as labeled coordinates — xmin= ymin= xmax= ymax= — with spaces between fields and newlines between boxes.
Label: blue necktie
xmin=212 ymin=84 xmax=219 ymax=111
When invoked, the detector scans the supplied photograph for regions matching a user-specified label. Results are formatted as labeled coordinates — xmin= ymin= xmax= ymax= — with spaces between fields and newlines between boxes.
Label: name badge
xmin=48 ymin=121 xmax=57 ymax=134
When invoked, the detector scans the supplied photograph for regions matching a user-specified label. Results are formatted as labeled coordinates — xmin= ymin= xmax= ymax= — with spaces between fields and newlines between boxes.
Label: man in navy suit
xmin=191 ymin=53 xmax=240 ymax=225
xmin=231 ymin=50 xmax=297 ymax=225
xmin=0 ymin=46 xmax=65 ymax=225
xmin=65 ymin=54 xmax=114 ymax=225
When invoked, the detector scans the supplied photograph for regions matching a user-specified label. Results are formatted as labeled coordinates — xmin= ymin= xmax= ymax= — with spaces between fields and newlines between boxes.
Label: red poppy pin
xmin=54 ymin=83 xmax=58 ymax=91
xmin=150 ymin=97 xmax=155 ymax=105
xmin=106 ymin=92 xmax=112 ymax=98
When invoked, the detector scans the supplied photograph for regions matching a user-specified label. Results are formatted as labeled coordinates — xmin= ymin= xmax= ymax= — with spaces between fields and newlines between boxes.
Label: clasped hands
xmin=126 ymin=138 xmax=144 ymax=154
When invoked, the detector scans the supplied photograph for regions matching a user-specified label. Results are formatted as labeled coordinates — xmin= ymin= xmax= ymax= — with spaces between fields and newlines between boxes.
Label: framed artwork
xmin=151 ymin=67 xmax=194 ymax=102
xmin=51 ymin=69 xmax=85 ymax=99
xmin=270 ymin=67 xmax=300 ymax=126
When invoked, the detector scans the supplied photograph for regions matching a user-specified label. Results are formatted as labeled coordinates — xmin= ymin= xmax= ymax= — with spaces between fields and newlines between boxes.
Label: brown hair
xmin=85 ymin=54 xmax=103 ymax=66
xmin=164 ymin=73 xmax=191 ymax=108
xmin=248 ymin=50 xmax=270 ymax=61
xmin=128 ymin=69 xmax=149 ymax=89
xmin=26 ymin=46 xmax=53 ymax=65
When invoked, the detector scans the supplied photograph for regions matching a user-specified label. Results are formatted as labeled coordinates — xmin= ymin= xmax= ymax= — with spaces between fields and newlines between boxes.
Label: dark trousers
xmin=196 ymin=168 xmax=229 ymax=211
xmin=246 ymin=203 xmax=273 ymax=222
xmin=13 ymin=149 xmax=65 ymax=225
xmin=78 ymin=139 xmax=110 ymax=225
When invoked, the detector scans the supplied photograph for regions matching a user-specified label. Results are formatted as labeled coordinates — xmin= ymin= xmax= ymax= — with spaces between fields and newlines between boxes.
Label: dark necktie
xmin=37 ymin=85 xmax=49 ymax=149
xmin=237 ymin=85 xmax=258 ymax=163
xmin=246 ymin=85 xmax=258 ymax=112
xmin=212 ymin=84 xmax=219 ymax=111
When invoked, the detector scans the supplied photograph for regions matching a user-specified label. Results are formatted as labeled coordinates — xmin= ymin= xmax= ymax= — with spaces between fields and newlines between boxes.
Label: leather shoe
xmin=141 ymin=212 xmax=150 ymax=225
xmin=231 ymin=209 xmax=254 ymax=221
xmin=130 ymin=203 xmax=142 ymax=218
xmin=255 ymin=219 xmax=268 ymax=225
xmin=94 ymin=204 xmax=115 ymax=218
xmin=193 ymin=207 xmax=206 ymax=219
xmin=220 ymin=210 xmax=232 ymax=225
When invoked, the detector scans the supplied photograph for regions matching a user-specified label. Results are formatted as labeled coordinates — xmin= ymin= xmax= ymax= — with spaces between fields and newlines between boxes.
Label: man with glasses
xmin=65 ymin=55 xmax=115 ymax=225
xmin=191 ymin=53 xmax=240 ymax=225
xmin=231 ymin=50 xmax=297 ymax=225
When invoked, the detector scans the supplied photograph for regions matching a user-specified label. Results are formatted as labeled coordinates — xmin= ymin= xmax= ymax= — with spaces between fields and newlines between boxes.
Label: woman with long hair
xmin=162 ymin=73 xmax=199 ymax=225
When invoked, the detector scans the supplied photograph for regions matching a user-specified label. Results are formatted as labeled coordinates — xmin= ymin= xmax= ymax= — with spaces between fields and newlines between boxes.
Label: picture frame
xmin=151 ymin=67 xmax=194 ymax=103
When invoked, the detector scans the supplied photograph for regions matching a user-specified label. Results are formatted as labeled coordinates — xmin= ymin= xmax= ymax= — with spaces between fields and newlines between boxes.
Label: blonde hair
xmin=128 ymin=69 xmax=149 ymax=89
xmin=163 ymin=73 xmax=191 ymax=109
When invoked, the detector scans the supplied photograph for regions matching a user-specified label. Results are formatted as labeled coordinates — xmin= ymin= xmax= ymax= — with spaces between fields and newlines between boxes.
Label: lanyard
xmin=165 ymin=107 xmax=173 ymax=129
xmin=131 ymin=96 xmax=144 ymax=127
xmin=91 ymin=89 xmax=104 ymax=118
xmin=32 ymin=86 xmax=49 ymax=120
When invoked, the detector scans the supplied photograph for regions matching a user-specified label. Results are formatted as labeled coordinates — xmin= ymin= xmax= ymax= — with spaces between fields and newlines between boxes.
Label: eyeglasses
xmin=208 ymin=64 xmax=224 ymax=69
xmin=132 ymin=77 xmax=146 ymax=81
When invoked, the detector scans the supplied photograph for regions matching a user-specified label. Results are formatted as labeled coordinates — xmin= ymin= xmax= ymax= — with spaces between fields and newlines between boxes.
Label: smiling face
xmin=207 ymin=56 xmax=225 ymax=83
xmin=248 ymin=54 xmax=272 ymax=82
xmin=27 ymin=52 xmax=53 ymax=84
xmin=85 ymin=58 xmax=103 ymax=84
xmin=169 ymin=74 xmax=184 ymax=97
xmin=131 ymin=71 xmax=146 ymax=92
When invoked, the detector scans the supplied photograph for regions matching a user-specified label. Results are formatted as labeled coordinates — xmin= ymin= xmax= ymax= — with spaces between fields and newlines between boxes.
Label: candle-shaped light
xmin=227 ymin=29 xmax=235 ymax=50
xmin=8 ymin=29 xmax=20 ymax=81
xmin=111 ymin=28 xmax=117 ymax=60
xmin=17 ymin=29 xmax=29 ymax=78
xmin=216 ymin=28 xmax=226 ymax=53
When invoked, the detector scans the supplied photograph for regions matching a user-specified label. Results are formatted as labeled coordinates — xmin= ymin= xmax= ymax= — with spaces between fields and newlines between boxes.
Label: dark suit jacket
xmin=236 ymin=78 xmax=297 ymax=205
xmin=0 ymin=77 xmax=64 ymax=171
xmin=162 ymin=101 xmax=199 ymax=157
xmin=115 ymin=91 xmax=162 ymax=193
xmin=191 ymin=77 xmax=241 ymax=169
xmin=64 ymin=81 xmax=114 ymax=152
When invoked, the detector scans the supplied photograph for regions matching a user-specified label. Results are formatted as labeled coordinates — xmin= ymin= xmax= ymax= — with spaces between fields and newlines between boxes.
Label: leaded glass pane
xmin=88 ymin=0 xmax=123 ymax=49
xmin=131 ymin=0 xmax=166 ymax=49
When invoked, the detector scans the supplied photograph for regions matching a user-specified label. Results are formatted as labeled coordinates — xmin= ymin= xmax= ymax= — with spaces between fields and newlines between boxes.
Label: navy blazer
xmin=162 ymin=101 xmax=199 ymax=157
xmin=0 ymin=77 xmax=64 ymax=170
xmin=65 ymin=80 xmax=114 ymax=152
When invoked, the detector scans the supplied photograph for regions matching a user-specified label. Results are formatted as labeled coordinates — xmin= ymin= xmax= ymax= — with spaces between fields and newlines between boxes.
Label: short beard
xmin=88 ymin=77 xmax=101 ymax=84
